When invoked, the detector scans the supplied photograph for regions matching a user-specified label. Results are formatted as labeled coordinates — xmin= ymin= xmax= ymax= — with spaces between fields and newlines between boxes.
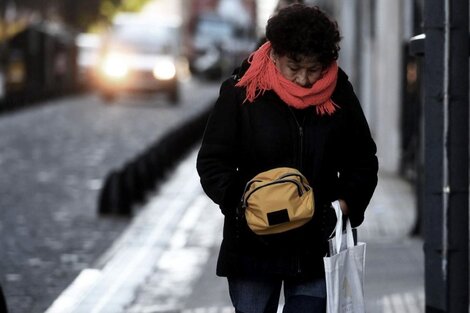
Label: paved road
xmin=0 ymin=78 xmax=220 ymax=313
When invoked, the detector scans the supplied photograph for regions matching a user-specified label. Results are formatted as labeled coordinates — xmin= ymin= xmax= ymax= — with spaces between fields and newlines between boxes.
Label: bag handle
xmin=332 ymin=200 xmax=354 ymax=254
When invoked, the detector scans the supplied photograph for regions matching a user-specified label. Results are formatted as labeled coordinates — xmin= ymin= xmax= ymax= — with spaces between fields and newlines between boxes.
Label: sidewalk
xmin=361 ymin=172 xmax=424 ymax=312
xmin=46 ymin=150 xmax=424 ymax=313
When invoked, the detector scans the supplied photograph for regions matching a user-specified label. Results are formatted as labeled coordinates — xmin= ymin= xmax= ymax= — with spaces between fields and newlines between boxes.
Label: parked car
xmin=95 ymin=19 xmax=181 ymax=104
xmin=188 ymin=13 xmax=256 ymax=80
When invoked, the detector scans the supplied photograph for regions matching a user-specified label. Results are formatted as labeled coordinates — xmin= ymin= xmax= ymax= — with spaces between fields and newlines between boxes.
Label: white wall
xmin=334 ymin=0 xmax=359 ymax=86
xmin=256 ymin=0 xmax=277 ymax=35
xmin=332 ymin=0 xmax=407 ymax=174
xmin=374 ymin=0 xmax=403 ymax=173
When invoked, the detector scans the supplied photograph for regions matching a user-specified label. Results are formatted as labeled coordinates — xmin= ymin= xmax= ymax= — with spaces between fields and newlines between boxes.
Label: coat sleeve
xmin=335 ymin=71 xmax=379 ymax=227
xmin=196 ymin=78 xmax=244 ymax=215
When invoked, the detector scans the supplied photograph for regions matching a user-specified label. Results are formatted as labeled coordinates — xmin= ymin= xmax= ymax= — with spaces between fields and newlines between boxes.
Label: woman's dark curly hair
xmin=266 ymin=4 xmax=341 ymax=68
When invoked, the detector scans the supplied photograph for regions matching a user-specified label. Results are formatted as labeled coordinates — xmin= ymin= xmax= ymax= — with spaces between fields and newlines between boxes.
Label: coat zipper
xmin=288 ymin=108 xmax=306 ymax=168
xmin=287 ymin=108 xmax=307 ymax=275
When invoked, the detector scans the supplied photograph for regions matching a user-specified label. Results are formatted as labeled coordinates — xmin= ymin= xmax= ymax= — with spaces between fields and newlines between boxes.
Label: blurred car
xmin=189 ymin=13 xmax=256 ymax=80
xmin=76 ymin=33 xmax=101 ymax=87
xmin=95 ymin=19 xmax=181 ymax=104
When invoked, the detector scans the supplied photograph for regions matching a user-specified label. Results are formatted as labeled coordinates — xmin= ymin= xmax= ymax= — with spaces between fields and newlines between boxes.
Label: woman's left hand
xmin=338 ymin=199 xmax=349 ymax=216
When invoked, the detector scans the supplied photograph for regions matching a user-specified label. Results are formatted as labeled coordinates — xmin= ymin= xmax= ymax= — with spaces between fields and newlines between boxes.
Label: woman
xmin=197 ymin=4 xmax=378 ymax=313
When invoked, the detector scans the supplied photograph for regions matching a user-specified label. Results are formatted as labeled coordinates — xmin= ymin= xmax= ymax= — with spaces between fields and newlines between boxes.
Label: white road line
xmin=383 ymin=296 xmax=393 ymax=313
xmin=181 ymin=305 xmax=284 ymax=313
xmin=403 ymin=292 xmax=422 ymax=313
xmin=220 ymin=306 xmax=234 ymax=313
xmin=89 ymin=198 xmax=191 ymax=313
xmin=382 ymin=291 xmax=424 ymax=313
xmin=206 ymin=307 xmax=219 ymax=313
xmin=125 ymin=196 xmax=222 ymax=313
xmin=168 ymin=194 xmax=210 ymax=249
xmin=44 ymin=269 xmax=102 ymax=313
xmin=182 ymin=307 xmax=231 ymax=313
xmin=221 ymin=307 xmax=234 ymax=313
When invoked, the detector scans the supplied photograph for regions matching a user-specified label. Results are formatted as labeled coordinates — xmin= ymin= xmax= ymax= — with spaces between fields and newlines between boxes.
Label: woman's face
xmin=271 ymin=52 xmax=324 ymax=88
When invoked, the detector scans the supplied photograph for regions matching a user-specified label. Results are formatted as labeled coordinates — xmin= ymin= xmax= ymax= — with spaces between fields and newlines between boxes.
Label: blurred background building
xmin=327 ymin=0 xmax=424 ymax=179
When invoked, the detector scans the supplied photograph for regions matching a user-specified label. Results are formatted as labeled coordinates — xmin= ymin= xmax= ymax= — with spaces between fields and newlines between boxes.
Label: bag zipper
xmin=277 ymin=173 xmax=310 ymax=190
xmin=243 ymin=178 xmax=305 ymax=208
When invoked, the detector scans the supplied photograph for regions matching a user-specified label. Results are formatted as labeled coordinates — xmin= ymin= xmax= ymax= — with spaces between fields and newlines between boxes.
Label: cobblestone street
xmin=0 ymin=79 xmax=219 ymax=313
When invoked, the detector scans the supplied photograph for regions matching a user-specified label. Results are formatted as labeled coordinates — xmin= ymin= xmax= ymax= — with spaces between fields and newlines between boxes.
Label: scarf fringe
xmin=236 ymin=42 xmax=276 ymax=103
xmin=316 ymin=100 xmax=339 ymax=116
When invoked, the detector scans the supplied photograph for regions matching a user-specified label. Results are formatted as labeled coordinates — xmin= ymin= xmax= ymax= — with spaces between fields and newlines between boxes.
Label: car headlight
xmin=153 ymin=59 xmax=176 ymax=80
xmin=101 ymin=53 xmax=129 ymax=80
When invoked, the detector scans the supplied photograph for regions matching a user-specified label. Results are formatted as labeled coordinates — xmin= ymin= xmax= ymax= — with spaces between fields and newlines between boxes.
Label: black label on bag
xmin=267 ymin=209 xmax=290 ymax=225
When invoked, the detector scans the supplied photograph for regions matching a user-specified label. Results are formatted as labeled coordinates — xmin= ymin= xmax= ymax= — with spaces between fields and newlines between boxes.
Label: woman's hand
xmin=338 ymin=199 xmax=349 ymax=216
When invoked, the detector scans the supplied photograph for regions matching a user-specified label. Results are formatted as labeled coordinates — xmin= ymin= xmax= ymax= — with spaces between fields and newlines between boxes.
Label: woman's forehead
xmin=285 ymin=55 xmax=321 ymax=66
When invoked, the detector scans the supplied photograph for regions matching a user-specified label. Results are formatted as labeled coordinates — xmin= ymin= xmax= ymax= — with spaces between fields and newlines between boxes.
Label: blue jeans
xmin=228 ymin=276 xmax=326 ymax=313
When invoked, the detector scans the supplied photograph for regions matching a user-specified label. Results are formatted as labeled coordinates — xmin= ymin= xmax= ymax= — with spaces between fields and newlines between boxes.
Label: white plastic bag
xmin=323 ymin=201 xmax=366 ymax=313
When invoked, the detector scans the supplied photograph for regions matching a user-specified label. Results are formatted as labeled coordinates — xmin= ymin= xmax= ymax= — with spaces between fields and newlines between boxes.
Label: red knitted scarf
xmin=236 ymin=42 xmax=339 ymax=115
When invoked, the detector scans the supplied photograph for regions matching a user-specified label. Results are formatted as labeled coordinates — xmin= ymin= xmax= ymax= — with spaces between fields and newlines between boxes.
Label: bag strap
xmin=332 ymin=200 xmax=354 ymax=254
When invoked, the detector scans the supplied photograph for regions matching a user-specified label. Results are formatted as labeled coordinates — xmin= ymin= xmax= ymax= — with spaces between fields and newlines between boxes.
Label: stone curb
xmin=97 ymin=102 xmax=213 ymax=216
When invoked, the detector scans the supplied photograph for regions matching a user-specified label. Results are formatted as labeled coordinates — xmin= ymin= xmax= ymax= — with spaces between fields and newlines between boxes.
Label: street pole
xmin=423 ymin=0 xmax=469 ymax=312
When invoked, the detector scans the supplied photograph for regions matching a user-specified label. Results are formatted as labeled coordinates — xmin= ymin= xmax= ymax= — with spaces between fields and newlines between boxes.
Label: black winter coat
xmin=196 ymin=65 xmax=378 ymax=279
